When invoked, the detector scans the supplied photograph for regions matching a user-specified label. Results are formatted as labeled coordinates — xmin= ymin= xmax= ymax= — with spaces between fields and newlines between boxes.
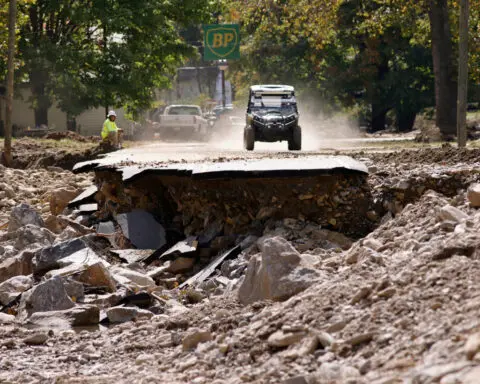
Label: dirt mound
xmin=358 ymin=146 xmax=480 ymax=165
xmin=44 ymin=131 xmax=101 ymax=143
xmin=0 ymin=138 xmax=106 ymax=170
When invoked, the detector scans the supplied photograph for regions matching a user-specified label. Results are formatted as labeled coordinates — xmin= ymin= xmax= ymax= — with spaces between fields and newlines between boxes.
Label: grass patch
xmin=0 ymin=137 xmax=97 ymax=151
xmin=467 ymin=111 xmax=480 ymax=121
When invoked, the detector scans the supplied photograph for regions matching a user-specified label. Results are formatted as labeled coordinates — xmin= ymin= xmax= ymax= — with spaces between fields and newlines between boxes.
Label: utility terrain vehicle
xmin=244 ymin=85 xmax=301 ymax=150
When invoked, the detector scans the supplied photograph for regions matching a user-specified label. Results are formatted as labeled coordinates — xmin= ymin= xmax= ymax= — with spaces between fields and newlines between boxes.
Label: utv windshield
xmin=248 ymin=94 xmax=297 ymax=114
xmin=253 ymin=106 xmax=297 ymax=115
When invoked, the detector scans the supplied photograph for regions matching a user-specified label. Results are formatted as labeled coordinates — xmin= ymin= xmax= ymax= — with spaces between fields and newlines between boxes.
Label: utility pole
xmin=3 ymin=0 xmax=16 ymax=166
xmin=218 ymin=60 xmax=228 ymax=108
xmin=457 ymin=0 xmax=469 ymax=147
xmin=221 ymin=68 xmax=226 ymax=108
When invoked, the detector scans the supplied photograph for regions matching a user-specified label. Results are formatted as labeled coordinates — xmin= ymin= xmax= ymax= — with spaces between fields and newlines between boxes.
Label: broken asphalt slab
xmin=67 ymin=186 xmax=98 ymax=209
xmin=153 ymin=236 xmax=198 ymax=263
xmin=115 ymin=210 xmax=166 ymax=250
xmin=73 ymin=155 xmax=368 ymax=182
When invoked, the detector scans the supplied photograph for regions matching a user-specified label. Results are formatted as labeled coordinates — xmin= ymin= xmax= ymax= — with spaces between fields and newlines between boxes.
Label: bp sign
xmin=203 ymin=24 xmax=240 ymax=61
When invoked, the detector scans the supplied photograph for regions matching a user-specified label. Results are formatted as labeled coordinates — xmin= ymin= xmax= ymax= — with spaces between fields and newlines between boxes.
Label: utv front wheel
xmin=244 ymin=126 xmax=255 ymax=151
xmin=288 ymin=125 xmax=302 ymax=150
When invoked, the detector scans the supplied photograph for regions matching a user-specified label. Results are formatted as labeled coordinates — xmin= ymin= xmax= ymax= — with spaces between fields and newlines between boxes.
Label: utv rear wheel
xmin=288 ymin=125 xmax=302 ymax=150
xmin=244 ymin=126 xmax=255 ymax=151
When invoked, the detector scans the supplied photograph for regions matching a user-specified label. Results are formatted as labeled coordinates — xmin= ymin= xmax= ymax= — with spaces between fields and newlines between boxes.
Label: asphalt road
xmin=106 ymin=133 xmax=414 ymax=165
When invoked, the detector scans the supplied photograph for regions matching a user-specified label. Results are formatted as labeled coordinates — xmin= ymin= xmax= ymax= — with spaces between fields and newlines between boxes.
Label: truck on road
xmin=150 ymin=105 xmax=210 ymax=141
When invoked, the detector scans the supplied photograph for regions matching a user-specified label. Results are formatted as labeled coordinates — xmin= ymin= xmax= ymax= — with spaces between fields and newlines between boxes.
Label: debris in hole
xmin=149 ymin=236 xmax=198 ymax=265
xmin=179 ymin=245 xmax=241 ymax=289
xmin=116 ymin=209 xmax=166 ymax=250
xmin=67 ymin=185 xmax=98 ymax=209
xmin=96 ymin=221 xmax=116 ymax=235
xmin=110 ymin=249 xmax=155 ymax=264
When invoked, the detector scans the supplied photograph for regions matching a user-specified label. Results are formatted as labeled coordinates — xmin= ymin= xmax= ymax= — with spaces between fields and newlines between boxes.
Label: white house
xmin=0 ymin=87 xmax=129 ymax=137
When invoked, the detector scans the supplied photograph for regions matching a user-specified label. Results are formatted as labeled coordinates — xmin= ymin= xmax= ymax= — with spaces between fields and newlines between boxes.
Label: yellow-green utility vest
xmin=102 ymin=118 xmax=118 ymax=139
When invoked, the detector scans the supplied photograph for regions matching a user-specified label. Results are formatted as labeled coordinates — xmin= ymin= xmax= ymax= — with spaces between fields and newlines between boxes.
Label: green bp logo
xmin=203 ymin=24 xmax=240 ymax=61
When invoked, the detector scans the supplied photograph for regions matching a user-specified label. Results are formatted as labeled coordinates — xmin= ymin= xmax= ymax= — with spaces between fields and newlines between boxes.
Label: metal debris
xmin=179 ymin=245 xmax=241 ymax=289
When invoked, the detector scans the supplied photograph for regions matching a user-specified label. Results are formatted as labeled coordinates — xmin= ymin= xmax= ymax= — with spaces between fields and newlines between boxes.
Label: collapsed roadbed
xmin=73 ymin=156 xmax=373 ymax=241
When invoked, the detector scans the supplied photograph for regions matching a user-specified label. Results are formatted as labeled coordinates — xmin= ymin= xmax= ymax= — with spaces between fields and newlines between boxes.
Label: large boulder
xmin=0 ymin=250 xmax=35 ymax=284
xmin=14 ymin=224 xmax=55 ymax=250
xmin=27 ymin=305 xmax=100 ymax=328
xmin=467 ymin=183 xmax=480 ymax=208
xmin=165 ymin=257 xmax=195 ymax=274
xmin=62 ymin=278 xmax=85 ymax=301
xmin=17 ymin=277 xmax=75 ymax=320
xmin=0 ymin=275 xmax=34 ymax=305
xmin=44 ymin=215 xmax=68 ymax=234
xmin=0 ymin=313 xmax=15 ymax=324
xmin=238 ymin=236 xmax=321 ymax=304
xmin=49 ymin=188 xmax=80 ymax=216
xmin=44 ymin=251 xmax=110 ymax=281
xmin=75 ymin=262 xmax=116 ymax=293
xmin=437 ymin=205 xmax=468 ymax=223
xmin=8 ymin=203 xmax=44 ymax=233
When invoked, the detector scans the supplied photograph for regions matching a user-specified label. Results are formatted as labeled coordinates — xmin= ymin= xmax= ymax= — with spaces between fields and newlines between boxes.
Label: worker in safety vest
xmin=102 ymin=110 xmax=123 ymax=148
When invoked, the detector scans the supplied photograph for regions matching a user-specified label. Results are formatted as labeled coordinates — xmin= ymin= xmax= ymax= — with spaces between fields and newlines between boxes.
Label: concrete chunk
xmin=27 ymin=305 xmax=100 ymax=328
xmin=18 ymin=277 xmax=75 ymax=320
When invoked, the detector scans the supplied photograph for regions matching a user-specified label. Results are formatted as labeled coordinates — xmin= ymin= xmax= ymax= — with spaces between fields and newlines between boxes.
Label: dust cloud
xmin=298 ymin=103 xmax=362 ymax=150
xmin=207 ymin=101 xmax=362 ymax=151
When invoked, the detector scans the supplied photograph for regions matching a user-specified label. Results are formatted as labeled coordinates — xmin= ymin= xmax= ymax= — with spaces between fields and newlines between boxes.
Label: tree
xmin=428 ymin=0 xmax=458 ymax=136
xmin=17 ymin=0 xmax=215 ymax=127
xmin=3 ymin=0 xmax=16 ymax=167
xmin=226 ymin=0 xmax=434 ymax=131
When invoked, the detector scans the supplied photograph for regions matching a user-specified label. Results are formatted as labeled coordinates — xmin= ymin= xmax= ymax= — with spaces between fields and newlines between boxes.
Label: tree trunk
xmin=370 ymin=104 xmax=387 ymax=132
xmin=67 ymin=114 xmax=77 ymax=132
xmin=429 ymin=0 xmax=458 ymax=137
xmin=396 ymin=110 xmax=417 ymax=132
xmin=33 ymin=104 xmax=48 ymax=127
xmin=456 ymin=0 xmax=469 ymax=147
xmin=30 ymin=72 xmax=50 ymax=127
xmin=369 ymin=50 xmax=390 ymax=133
xmin=3 ymin=0 xmax=16 ymax=167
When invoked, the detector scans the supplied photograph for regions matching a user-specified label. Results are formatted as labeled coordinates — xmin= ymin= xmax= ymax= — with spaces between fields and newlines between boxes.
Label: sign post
xmin=203 ymin=24 xmax=240 ymax=108
xmin=203 ymin=24 xmax=240 ymax=61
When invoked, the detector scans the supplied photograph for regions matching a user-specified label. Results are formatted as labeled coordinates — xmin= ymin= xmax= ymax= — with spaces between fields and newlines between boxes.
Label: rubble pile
xmin=0 ymin=147 xmax=480 ymax=383
xmin=0 ymin=164 xmax=92 ymax=237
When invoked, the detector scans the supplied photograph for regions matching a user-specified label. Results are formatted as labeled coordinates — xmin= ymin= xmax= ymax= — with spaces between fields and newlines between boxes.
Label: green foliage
xmin=15 ymin=0 xmax=216 ymax=123
xmin=223 ymin=0 xmax=480 ymax=131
